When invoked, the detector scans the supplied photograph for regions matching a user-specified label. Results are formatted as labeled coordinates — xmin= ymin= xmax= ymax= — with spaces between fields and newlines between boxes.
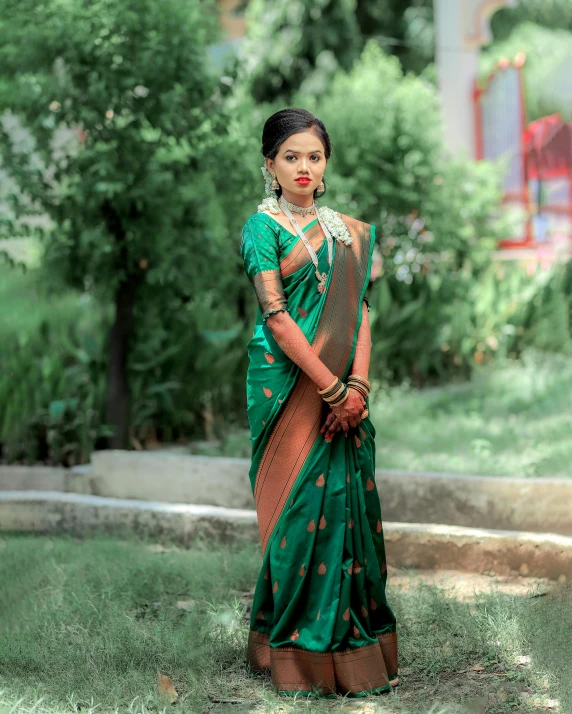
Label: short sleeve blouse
xmin=240 ymin=214 xmax=289 ymax=322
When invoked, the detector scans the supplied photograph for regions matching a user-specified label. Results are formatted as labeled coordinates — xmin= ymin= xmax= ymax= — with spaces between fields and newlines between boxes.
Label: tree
xmin=235 ymin=0 xmax=433 ymax=105
xmin=491 ymin=0 xmax=572 ymax=40
xmin=0 ymin=0 xmax=221 ymax=447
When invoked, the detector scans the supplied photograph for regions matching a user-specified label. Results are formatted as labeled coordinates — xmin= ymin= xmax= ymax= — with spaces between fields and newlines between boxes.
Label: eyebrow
xmin=283 ymin=148 xmax=323 ymax=154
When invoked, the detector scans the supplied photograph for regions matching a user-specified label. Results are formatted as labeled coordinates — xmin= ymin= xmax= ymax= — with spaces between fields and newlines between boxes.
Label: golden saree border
xmin=280 ymin=222 xmax=325 ymax=278
xmin=252 ymin=269 xmax=288 ymax=318
xmin=246 ymin=630 xmax=392 ymax=695
xmin=253 ymin=214 xmax=373 ymax=555
xmin=377 ymin=631 xmax=398 ymax=677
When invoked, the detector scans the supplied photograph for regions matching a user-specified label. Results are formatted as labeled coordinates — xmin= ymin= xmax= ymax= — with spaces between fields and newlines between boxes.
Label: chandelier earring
xmin=317 ymin=175 xmax=325 ymax=193
xmin=271 ymin=174 xmax=280 ymax=191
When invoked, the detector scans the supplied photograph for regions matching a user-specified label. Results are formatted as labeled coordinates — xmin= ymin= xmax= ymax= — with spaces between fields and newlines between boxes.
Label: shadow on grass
xmin=0 ymin=534 xmax=568 ymax=714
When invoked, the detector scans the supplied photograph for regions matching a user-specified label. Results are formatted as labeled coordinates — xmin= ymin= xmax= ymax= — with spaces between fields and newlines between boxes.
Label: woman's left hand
xmin=320 ymin=389 xmax=365 ymax=441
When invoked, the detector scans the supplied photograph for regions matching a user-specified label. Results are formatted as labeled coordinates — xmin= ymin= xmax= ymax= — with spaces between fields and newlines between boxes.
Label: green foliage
xmin=236 ymin=0 xmax=433 ymax=104
xmin=0 ymin=303 xmax=110 ymax=466
xmin=236 ymin=0 xmax=362 ymax=104
xmin=0 ymin=0 xmax=250 ymax=447
xmin=481 ymin=22 xmax=572 ymax=121
xmin=491 ymin=0 xmax=572 ymax=40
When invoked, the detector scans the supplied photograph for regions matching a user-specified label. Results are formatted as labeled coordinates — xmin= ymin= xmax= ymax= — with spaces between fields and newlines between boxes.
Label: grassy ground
xmin=190 ymin=351 xmax=572 ymax=478
xmin=0 ymin=534 xmax=569 ymax=714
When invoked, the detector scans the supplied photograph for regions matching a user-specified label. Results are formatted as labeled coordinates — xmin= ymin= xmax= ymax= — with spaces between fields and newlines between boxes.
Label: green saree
xmin=240 ymin=210 xmax=397 ymax=697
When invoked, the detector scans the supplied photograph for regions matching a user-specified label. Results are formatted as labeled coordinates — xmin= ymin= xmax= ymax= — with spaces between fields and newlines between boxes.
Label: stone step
xmin=1 ymin=491 xmax=570 ymax=582
xmin=2 ymin=452 xmax=572 ymax=536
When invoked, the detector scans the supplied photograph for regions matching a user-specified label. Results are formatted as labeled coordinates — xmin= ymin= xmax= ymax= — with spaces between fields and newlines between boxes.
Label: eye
xmin=310 ymin=155 xmax=321 ymax=162
xmin=285 ymin=155 xmax=296 ymax=161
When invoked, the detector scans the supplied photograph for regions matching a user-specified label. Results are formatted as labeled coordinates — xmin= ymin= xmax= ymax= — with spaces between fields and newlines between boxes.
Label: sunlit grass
xmin=191 ymin=351 xmax=572 ymax=478
xmin=0 ymin=534 xmax=568 ymax=714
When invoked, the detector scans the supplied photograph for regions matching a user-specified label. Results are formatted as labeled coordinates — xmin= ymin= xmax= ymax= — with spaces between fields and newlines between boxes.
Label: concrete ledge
xmin=0 ymin=491 xmax=259 ymax=546
xmin=3 ymin=453 xmax=572 ymax=535
xmin=1 ymin=491 xmax=571 ymax=581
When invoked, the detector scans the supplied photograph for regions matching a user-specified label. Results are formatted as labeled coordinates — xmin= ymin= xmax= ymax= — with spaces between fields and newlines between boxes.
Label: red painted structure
xmin=474 ymin=57 xmax=572 ymax=252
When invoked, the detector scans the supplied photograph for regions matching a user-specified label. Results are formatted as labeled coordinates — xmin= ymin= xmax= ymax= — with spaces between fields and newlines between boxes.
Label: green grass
xmin=191 ymin=350 xmax=572 ymax=478
xmin=0 ymin=534 xmax=569 ymax=714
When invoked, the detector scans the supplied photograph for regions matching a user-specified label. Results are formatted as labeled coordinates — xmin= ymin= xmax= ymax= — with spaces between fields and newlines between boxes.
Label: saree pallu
xmin=240 ymin=211 xmax=397 ymax=697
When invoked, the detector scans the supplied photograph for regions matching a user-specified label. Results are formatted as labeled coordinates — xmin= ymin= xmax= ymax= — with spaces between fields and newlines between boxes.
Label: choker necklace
xmin=280 ymin=196 xmax=317 ymax=218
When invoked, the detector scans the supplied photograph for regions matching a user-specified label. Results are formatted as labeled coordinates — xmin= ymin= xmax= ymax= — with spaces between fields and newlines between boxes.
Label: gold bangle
xmin=317 ymin=377 xmax=339 ymax=396
xmin=331 ymin=389 xmax=349 ymax=407
xmin=360 ymin=409 xmax=369 ymax=419
xmin=348 ymin=374 xmax=370 ymax=389
xmin=323 ymin=383 xmax=345 ymax=403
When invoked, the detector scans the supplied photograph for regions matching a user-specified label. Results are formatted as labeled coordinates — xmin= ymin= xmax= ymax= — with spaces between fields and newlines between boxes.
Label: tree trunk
xmin=106 ymin=277 xmax=138 ymax=449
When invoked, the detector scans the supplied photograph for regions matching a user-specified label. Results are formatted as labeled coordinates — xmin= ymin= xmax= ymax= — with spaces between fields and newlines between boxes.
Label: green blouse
xmin=240 ymin=212 xmax=320 ymax=323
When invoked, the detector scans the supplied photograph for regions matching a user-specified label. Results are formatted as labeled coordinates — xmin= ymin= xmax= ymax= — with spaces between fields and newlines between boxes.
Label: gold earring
xmin=317 ymin=176 xmax=325 ymax=192
xmin=271 ymin=173 xmax=280 ymax=191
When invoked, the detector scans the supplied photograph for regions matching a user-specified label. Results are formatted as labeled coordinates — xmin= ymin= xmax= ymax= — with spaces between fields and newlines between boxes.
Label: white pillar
xmin=434 ymin=0 xmax=516 ymax=158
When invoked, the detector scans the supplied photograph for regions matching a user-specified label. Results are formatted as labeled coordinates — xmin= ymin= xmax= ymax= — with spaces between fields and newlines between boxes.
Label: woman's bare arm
xmin=321 ymin=300 xmax=370 ymax=438
xmin=350 ymin=301 xmax=371 ymax=379
xmin=265 ymin=310 xmax=335 ymax=391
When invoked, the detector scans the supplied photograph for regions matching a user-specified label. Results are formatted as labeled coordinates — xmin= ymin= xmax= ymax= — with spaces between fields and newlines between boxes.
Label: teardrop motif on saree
xmin=263 ymin=387 xmax=273 ymax=398
xmin=353 ymin=560 xmax=362 ymax=574
xmin=318 ymin=562 xmax=327 ymax=575
xmin=263 ymin=570 xmax=269 ymax=580
xmin=299 ymin=564 xmax=305 ymax=576
xmin=348 ymin=518 xmax=354 ymax=529
xmin=353 ymin=626 xmax=360 ymax=639
xmin=307 ymin=519 xmax=316 ymax=532
xmin=348 ymin=562 xmax=354 ymax=575
xmin=343 ymin=608 xmax=350 ymax=621
xmin=256 ymin=610 xmax=265 ymax=621
xmin=264 ymin=352 xmax=275 ymax=364
xmin=376 ymin=520 xmax=382 ymax=533
xmin=290 ymin=629 xmax=299 ymax=641
xmin=360 ymin=427 xmax=367 ymax=440
xmin=318 ymin=515 xmax=327 ymax=530
xmin=297 ymin=306 xmax=308 ymax=318
xmin=280 ymin=536 xmax=286 ymax=549
xmin=370 ymin=597 xmax=378 ymax=611
xmin=315 ymin=474 xmax=325 ymax=487
xmin=361 ymin=605 xmax=368 ymax=617
xmin=272 ymin=581 xmax=279 ymax=593
xmin=366 ymin=478 xmax=375 ymax=491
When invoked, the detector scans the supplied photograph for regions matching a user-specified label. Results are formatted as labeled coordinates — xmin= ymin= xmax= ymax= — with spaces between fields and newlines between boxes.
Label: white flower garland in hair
xmin=258 ymin=166 xmax=352 ymax=245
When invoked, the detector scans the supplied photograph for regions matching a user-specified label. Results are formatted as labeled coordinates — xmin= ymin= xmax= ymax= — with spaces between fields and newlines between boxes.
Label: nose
xmin=298 ymin=157 xmax=310 ymax=173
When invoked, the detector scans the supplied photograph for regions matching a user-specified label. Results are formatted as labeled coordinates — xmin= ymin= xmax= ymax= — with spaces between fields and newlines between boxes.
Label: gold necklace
xmin=280 ymin=199 xmax=333 ymax=294
xmin=280 ymin=196 xmax=317 ymax=218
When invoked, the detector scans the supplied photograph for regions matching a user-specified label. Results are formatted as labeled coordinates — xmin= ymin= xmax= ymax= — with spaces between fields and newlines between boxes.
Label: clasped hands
xmin=320 ymin=388 xmax=366 ymax=442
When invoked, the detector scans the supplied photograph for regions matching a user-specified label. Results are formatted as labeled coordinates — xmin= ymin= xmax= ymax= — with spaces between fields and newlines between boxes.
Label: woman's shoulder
xmin=242 ymin=211 xmax=281 ymax=235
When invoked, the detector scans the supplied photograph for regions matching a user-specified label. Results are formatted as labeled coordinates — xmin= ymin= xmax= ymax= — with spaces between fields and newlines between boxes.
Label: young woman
xmin=240 ymin=108 xmax=398 ymax=698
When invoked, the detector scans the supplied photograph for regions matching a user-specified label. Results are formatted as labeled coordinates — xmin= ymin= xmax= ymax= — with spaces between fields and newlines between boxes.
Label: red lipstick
xmin=295 ymin=178 xmax=311 ymax=185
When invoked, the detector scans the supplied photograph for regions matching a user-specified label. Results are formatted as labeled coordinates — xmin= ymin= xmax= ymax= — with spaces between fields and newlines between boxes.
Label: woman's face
xmin=266 ymin=130 xmax=327 ymax=202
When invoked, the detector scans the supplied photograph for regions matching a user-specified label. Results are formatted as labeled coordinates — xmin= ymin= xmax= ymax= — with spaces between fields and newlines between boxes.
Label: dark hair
xmin=261 ymin=108 xmax=332 ymax=199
